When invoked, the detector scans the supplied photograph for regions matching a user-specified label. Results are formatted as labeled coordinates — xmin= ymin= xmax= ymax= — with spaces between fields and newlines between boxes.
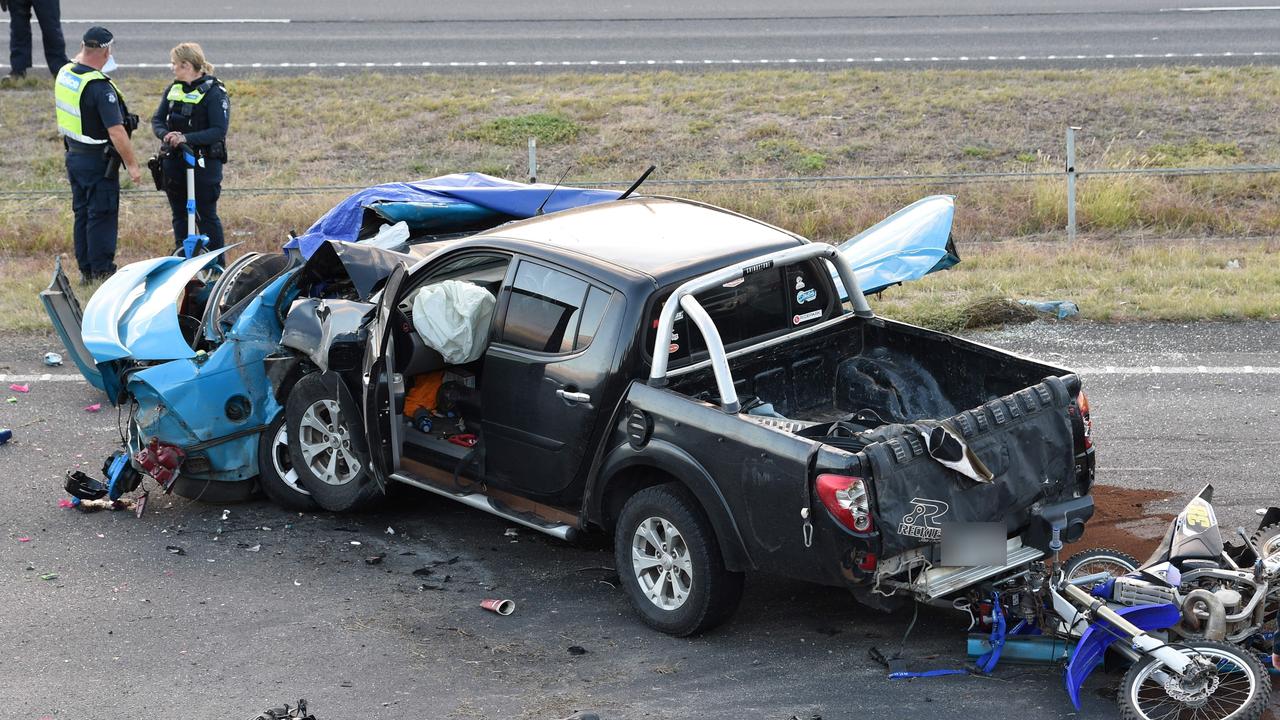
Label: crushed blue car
xmin=41 ymin=173 xmax=959 ymax=510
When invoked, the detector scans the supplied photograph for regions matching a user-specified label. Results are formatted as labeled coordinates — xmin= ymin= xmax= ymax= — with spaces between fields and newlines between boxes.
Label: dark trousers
xmin=164 ymin=169 xmax=224 ymax=253
xmin=7 ymin=0 xmax=68 ymax=76
xmin=65 ymin=150 xmax=119 ymax=277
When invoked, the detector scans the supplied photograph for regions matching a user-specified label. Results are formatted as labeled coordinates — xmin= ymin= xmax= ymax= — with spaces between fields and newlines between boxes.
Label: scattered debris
xmin=567 ymin=645 xmax=588 ymax=656
xmin=1225 ymin=258 xmax=1243 ymax=270
xmin=385 ymin=526 xmax=396 ymax=535
xmin=248 ymin=699 xmax=316 ymax=720
xmin=17 ymin=536 xmax=31 ymax=543
xmin=166 ymin=545 xmax=186 ymax=555
xmin=220 ymin=509 xmax=231 ymax=521
xmin=43 ymin=352 xmax=63 ymax=366
xmin=57 ymin=498 xmax=74 ymax=509
xmin=365 ymin=553 xmax=385 ymax=565
xmin=9 ymin=383 xmax=29 ymax=393
xmin=480 ymin=598 xmax=515 ymax=615
xmin=83 ymin=403 xmax=101 ymax=413
xmin=1018 ymin=299 xmax=1080 ymax=320
xmin=0 ymin=428 xmax=11 ymax=445
xmin=293 ymin=579 xmax=301 ymax=586
xmin=350 ymin=540 xmax=362 ymax=546
xmin=244 ymin=544 xmax=262 ymax=552
xmin=504 ymin=528 xmax=519 ymax=540
xmin=6 ymin=397 xmax=16 ymax=404
xmin=40 ymin=573 xmax=58 ymax=581
xmin=412 ymin=567 xmax=434 ymax=577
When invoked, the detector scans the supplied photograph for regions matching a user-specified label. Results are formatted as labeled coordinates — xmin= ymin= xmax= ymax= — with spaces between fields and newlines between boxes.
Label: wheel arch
xmin=592 ymin=440 xmax=753 ymax=572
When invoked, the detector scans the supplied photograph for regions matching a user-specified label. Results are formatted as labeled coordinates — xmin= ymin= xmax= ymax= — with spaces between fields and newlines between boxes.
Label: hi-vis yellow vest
xmin=54 ymin=63 xmax=124 ymax=145
xmin=166 ymin=80 xmax=212 ymax=106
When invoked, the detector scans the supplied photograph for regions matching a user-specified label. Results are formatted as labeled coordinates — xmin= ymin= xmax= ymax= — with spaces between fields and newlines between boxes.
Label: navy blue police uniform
xmin=60 ymin=63 xmax=129 ymax=280
xmin=151 ymin=75 xmax=230 ymax=252
xmin=5 ymin=0 xmax=69 ymax=78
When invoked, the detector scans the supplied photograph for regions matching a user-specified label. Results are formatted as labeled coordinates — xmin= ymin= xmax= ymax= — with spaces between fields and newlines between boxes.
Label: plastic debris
xmin=57 ymin=498 xmax=74 ymax=509
xmin=480 ymin=598 xmax=515 ymax=615
xmin=0 ymin=428 xmax=11 ymax=446
xmin=220 ymin=509 xmax=230 ymax=521
xmin=293 ymin=579 xmax=302 ymax=586
xmin=83 ymin=403 xmax=102 ymax=413
xmin=385 ymin=526 xmax=395 ymax=535
xmin=504 ymin=528 xmax=519 ymax=538
xmin=1018 ymin=299 xmax=1080 ymax=320
xmin=365 ymin=553 xmax=385 ymax=565
xmin=44 ymin=352 xmax=63 ymax=366
xmin=9 ymin=383 xmax=29 ymax=393
xmin=349 ymin=540 xmax=362 ymax=546
xmin=6 ymin=397 xmax=17 ymax=404
xmin=40 ymin=573 xmax=58 ymax=581
xmin=18 ymin=536 xmax=31 ymax=542
xmin=567 ymin=645 xmax=588 ymax=656
xmin=166 ymin=545 xmax=186 ymax=555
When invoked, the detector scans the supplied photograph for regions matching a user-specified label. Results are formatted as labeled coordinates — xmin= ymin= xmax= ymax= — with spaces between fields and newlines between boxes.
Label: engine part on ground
xmin=248 ymin=699 xmax=315 ymax=720
xmin=480 ymin=598 xmax=515 ymax=615
xmin=134 ymin=437 xmax=186 ymax=491
xmin=1179 ymin=588 xmax=1228 ymax=641
xmin=64 ymin=470 xmax=108 ymax=500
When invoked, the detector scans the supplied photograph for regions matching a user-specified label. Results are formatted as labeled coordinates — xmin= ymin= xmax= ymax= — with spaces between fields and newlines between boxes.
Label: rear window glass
xmin=646 ymin=260 xmax=832 ymax=364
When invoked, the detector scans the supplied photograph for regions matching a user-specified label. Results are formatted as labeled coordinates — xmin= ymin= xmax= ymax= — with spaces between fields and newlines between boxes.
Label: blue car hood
xmin=284 ymin=172 xmax=622 ymax=259
xmin=82 ymin=248 xmax=230 ymax=362
xmin=832 ymin=194 xmax=959 ymax=299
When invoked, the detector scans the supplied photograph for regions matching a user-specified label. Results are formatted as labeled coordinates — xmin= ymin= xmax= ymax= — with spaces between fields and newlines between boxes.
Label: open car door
xmin=361 ymin=264 xmax=408 ymax=488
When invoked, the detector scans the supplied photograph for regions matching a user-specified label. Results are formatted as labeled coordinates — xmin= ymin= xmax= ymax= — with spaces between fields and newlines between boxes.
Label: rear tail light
xmin=1077 ymin=391 xmax=1093 ymax=450
xmin=816 ymin=473 xmax=873 ymax=532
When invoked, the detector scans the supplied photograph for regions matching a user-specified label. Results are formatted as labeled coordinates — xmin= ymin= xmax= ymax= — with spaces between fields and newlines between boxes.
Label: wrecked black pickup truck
xmin=275 ymin=196 xmax=1095 ymax=636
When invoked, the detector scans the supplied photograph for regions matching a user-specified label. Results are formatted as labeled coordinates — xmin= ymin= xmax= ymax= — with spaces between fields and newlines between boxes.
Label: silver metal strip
xmin=390 ymin=472 xmax=574 ymax=541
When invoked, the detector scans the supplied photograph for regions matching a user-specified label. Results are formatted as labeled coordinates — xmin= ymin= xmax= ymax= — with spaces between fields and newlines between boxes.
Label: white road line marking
xmin=0 ymin=18 xmax=291 ymax=23
xmin=5 ymin=50 xmax=1260 ymax=71
xmin=2 ymin=373 xmax=89 ymax=383
xmin=1075 ymin=366 xmax=1280 ymax=375
xmin=1165 ymin=5 xmax=1280 ymax=11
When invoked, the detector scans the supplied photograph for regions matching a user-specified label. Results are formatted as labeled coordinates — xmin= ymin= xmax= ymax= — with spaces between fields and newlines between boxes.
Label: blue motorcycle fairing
xmin=830 ymin=194 xmax=959 ymax=299
xmin=1064 ymin=602 xmax=1182 ymax=710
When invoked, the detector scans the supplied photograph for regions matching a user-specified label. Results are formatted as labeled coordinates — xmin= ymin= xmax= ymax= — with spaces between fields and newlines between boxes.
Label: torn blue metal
xmin=125 ymin=271 xmax=296 ymax=484
xmin=831 ymin=194 xmax=960 ymax=299
xmin=284 ymin=172 xmax=623 ymax=259
xmin=82 ymin=248 xmax=231 ymax=363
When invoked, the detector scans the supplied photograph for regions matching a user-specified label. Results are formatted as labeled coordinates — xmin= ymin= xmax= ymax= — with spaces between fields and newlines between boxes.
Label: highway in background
xmin=3 ymin=1 xmax=1279 ymax=73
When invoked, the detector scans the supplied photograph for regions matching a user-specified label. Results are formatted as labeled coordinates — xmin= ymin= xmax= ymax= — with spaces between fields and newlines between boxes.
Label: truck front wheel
xmin=614 ymin=484 xmax=744 ymax=636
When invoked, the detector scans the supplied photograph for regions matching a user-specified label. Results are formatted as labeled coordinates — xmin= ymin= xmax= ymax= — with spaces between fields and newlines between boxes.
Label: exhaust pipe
xmin=1178 ymin=589 xmax=1227 ymax=641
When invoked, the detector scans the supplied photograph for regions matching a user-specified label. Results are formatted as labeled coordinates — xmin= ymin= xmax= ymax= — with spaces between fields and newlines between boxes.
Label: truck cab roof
xmin=469 ymin=196 xmax=806 ymax=288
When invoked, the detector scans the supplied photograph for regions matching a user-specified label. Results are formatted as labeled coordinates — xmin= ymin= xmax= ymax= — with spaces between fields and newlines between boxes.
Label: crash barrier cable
xmin=2 ymin=164 xmax=1280 ymax=201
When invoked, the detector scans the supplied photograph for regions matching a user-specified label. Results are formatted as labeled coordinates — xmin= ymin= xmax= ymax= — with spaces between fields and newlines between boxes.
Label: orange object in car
xmin=404 ymin=370 xmax=445 ymax=417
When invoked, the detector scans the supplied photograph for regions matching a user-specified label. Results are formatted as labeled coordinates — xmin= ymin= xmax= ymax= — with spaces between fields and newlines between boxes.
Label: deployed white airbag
xmin=411 ymin=280 xmax=496 ymax=364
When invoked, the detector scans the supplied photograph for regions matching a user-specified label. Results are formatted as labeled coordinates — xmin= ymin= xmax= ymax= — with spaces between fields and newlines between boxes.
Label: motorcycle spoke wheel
xmin=1122 ymin=642 xmax=1266 ymax=720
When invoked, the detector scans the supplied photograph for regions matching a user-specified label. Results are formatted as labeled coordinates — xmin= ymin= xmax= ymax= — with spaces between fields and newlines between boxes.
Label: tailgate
xmin=861 ymin=374 xmax=1080 ymax=559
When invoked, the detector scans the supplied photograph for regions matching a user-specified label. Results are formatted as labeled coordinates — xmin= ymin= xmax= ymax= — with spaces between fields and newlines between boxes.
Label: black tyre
xmin=1062 ymin=548 xmax=1139 ymax=589
xmin=285 ymin=372 xmax=382 ymax=512
xmin=613 ymin=483 xmax=744 ymax=636
xmin=1118 ymin=640 xmax=1268 ymax=720
xmin=256 ymin=413 xmax=318 ymax=512
xmin=1249 ymin=524 xmax=1280 ymax=566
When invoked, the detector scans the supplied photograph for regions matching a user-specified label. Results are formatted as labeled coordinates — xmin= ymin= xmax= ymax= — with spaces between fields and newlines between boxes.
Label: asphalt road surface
xmin=3 ymin=1 xmax=1280 ymax=73
xmin=2 ymin=321 xmax=1278 ymax=719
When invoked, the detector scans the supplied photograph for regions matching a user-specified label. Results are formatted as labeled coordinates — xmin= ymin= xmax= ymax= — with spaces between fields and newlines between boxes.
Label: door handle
xmin=556 ymin=389 xmax=591 ymax=404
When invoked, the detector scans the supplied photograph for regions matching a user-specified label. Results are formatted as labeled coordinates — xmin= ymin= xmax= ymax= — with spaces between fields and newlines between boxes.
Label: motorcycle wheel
xmin=1249 ymin=524 xmax=1280 ymax=566
xmin=1119 ymin=639 xmax=1268 ymax=720
xmin=1062 ymin=548 xmax=1139 ymax=589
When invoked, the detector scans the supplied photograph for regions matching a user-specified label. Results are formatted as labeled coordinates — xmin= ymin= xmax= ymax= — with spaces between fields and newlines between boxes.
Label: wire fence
xmin=2 ymin=164 xmax=1278 ymax=201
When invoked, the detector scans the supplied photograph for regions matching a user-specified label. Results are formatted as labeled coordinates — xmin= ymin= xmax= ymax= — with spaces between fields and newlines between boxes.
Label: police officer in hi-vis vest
xmin=151 ymin=42 xmax=229 ymax=253
xmin=55 ymin=26 xmax=142 ymax=284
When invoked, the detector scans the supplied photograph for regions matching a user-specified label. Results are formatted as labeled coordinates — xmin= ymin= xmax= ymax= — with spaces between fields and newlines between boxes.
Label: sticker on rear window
xmin=793 ymin=310 xmax=823 ymax=325
xmin=795 ymin=288 xmax=817 ymax=304
xmin=669 ymin=343 xmax=680 ymax=353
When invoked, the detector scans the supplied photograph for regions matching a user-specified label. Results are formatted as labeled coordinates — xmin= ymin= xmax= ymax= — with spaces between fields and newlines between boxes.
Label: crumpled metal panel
xmin=82 ymin=248 xmax=231 ymax=362
xmin=831 ymin=195 xmax=959 ymax=299
xmin=126 ymin=272 xmax=291 ymax=482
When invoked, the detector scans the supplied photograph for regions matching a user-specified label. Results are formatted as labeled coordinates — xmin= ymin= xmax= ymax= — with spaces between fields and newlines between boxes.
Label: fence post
xmin=1066 ymin=126 xmax=1080 ymax=241
xmin=528 ymin=138 xmax=537 ymax=183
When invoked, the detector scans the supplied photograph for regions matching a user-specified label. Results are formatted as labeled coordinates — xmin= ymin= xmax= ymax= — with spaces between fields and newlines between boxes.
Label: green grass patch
xmin=466 ymin=112 xmax=584 ymax=146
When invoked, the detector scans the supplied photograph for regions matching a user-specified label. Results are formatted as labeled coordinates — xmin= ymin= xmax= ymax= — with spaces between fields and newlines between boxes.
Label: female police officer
xmin=151 ymin=42 xmax=229 ymax=252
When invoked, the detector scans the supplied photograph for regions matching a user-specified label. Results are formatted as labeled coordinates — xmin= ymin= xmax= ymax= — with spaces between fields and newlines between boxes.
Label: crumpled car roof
xmin=284 ymin=172 xmax=623 ymax=258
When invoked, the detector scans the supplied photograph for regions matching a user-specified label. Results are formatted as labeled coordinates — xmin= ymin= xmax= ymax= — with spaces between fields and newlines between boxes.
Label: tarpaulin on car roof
xmin=284 ymin=172 xmax=623 ymax=259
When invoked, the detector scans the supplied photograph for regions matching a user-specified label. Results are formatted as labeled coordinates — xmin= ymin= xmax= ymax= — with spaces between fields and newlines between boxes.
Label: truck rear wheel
xmin=614 ymin=484 xmax=744 ymax=636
